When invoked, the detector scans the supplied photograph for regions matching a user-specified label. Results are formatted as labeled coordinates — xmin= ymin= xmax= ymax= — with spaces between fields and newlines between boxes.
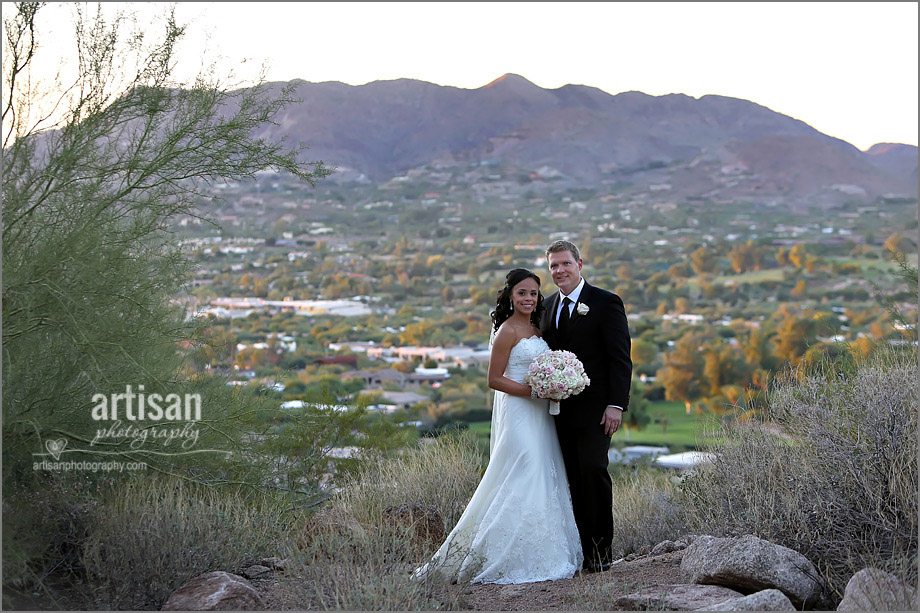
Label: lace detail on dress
xmin=504 ymin=335 xmax=549 ymax=383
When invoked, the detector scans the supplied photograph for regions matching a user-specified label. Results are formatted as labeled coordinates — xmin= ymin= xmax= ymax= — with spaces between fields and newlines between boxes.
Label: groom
xmin=540 ymin=239 xmax=632 ymax=572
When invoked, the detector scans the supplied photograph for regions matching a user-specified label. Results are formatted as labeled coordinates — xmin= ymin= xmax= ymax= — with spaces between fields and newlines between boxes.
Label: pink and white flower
xmin=524 ymin=350 xmax=590 ymax=415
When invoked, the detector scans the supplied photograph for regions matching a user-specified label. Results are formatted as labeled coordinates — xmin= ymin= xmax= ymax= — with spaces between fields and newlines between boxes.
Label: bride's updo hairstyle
xmin=491 ymin=268 xmax=545 ymax=331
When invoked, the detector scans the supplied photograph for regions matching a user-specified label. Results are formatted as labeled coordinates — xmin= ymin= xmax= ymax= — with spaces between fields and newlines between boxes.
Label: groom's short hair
xmin=546 ymin=239 xmax=581 ymax=262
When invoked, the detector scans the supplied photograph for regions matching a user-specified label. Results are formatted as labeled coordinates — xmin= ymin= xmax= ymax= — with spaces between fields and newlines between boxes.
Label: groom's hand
xmin=600 ymin=406 xmax=623 ymax=436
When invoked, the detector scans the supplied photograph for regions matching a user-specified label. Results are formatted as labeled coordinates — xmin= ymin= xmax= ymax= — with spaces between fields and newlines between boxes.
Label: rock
xmin=382 ymin=504 xmax=445 ymax=548
xmin=625 ymin=553 xmax=639 ymax=562
xmin=704 ymin=588 xmax=796 ymax=611
xmin=258 ymin=557 xmax=288 ymax=571
xmin=651 ymin=539 xmax=685 ymax=556
xmin=680 ymin=534 xmax=824 ymax=609
xmin=161 ymin=571 xmax=263 ymax=611
xmin=240 ymin=564 xmax=271 ymax=580
xmin=301 ymin=505 xmax=367 ymax=545
xmin=499 ymin=584 xmax=528 ymax=598
xmin=616 ymin=584 xmax=744 ymax=611
xmin=837 ymin=568 xmax=918 ymax=611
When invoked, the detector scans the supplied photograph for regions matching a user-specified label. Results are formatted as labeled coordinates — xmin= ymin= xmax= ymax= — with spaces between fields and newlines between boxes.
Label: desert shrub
xmin=322 ymin=429 xmax=484 ymax=533
xmin=2 ymin=2 xmax=326 ymax=482
xmin=78 ymin=474 xmax=287 ymax=609
xmin=278 ymin=529 xmax=471 ymax=611
xmin=272 ymin=431 xmax=484 ymax=610
xmin=609 ymin=463 xmax=690 ymax=558
xmin=680 ymin=345 xmax=918 ymax=600
xmin=2 ymin=5 xmax=328 ymax=602
xmin=1 ymin=476 xmax=101 ymax=609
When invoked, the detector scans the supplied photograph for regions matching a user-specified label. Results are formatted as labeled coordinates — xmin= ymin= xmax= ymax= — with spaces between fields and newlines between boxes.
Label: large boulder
xmin=836 ymin=568 xmax=917 ymax=611
xmin=704 ymin=588 xmax=796 ymax=611
xmin=680 ymin=534 xmax=824 ymax=609
xmin=615 ymin=584 xmax=744 ymax=611
xmin=161 ymin=571 xmax=263 ymax=611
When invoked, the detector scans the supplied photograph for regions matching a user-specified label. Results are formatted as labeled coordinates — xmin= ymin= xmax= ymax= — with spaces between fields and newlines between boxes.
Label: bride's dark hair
xmin=491 ymin=268 xmax=545 ymax=331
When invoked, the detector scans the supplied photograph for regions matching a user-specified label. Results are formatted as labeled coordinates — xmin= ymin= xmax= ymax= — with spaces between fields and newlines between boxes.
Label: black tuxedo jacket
xmin=540 ymin=282 xmax=632 ymax=428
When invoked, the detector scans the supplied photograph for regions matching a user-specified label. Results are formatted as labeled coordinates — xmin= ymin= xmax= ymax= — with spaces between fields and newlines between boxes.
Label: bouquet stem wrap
xmin=549 ymin=400 xmax=560 ymax=416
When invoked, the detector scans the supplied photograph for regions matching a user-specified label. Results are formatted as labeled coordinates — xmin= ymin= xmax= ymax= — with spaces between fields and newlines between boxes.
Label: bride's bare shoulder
xmin=492 ymin=323 xmax=516 ymax=346
xmin=494 ymin=322 xmax=535 ymax=350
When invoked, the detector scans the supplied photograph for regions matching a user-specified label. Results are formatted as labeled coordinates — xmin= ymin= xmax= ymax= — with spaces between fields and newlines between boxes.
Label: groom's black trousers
xmin=555 ymin=420 xmax=613 ymax=565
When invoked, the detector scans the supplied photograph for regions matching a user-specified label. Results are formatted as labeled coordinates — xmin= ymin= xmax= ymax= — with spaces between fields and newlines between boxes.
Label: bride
xmin=413 ymin=268 xmax=583 ymax=584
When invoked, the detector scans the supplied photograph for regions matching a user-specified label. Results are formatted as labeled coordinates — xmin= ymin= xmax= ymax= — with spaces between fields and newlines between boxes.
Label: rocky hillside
xmin=252 ymin=73 xmax=917 ymax=203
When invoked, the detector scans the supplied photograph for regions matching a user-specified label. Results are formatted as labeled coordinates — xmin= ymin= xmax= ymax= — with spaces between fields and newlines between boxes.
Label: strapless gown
xmin=413 ymin=336 xmax=583 ymax=584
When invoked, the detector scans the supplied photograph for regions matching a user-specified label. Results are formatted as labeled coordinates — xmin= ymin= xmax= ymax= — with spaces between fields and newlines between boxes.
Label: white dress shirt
xmin=555 ymin=277 xmax=585 ymax=327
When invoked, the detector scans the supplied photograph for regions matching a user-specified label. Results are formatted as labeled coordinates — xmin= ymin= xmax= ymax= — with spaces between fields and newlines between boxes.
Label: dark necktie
xmin=558 ymin=297 xmax=572 ymax=335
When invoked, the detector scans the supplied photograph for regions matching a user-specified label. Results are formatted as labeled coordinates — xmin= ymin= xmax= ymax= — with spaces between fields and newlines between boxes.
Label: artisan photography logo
xmin=90 ymin=384 xmax=201 ymax=422
xmin=33 ymin=385 xmax=230 ymax=472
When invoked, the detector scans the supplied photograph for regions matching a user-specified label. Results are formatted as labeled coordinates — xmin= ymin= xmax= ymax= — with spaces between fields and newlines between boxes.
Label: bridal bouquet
xmin=525 ymin=350 xmax=590 ymax=415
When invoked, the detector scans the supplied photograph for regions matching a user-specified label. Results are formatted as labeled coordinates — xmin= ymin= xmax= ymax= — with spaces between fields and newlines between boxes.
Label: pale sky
xmin=7 ymin=2 xmax=919 ymax=151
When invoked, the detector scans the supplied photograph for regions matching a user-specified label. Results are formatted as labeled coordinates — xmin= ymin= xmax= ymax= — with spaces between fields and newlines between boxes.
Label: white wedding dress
xmin=413 ymin=335 xmax=583 ymax=584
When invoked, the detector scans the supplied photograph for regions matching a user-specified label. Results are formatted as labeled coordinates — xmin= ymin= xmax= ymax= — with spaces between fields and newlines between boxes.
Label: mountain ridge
xmin=253 ymin=75 xmax=917 ymax=202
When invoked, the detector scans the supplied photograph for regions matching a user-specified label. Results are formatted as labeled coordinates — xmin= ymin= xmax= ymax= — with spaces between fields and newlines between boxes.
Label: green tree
xmin=630 ymin=338 xmax=659 ymax=372
xmin=689 ymin=245 xmax=718 ymax=275
xmin=776 ymin=246 xmax=790 ymax=267
xmin=701 ymin=342 xmax=753 ymax=402
xmin=699 ymin=274 xmax=720 ymax=300
xmin=188 ymin=327 xmax=237 ymax=370
xmin=673 ymin=296 xmax=691 ymax=314
xmin=656 ymin=332 xmax=707 ymax=413
xmin=788 ymin=243 xmax=808 ymax=270
xmin=2 ymin=2 xmax=329 ymax=472
xmin=873 ymin=249 xmax=919 ymax=344
xmin=771 ymin=310 xmax=819 ymax=365
xmin=703 ymin=348 xmax=725 ymax=397
xmin=741 ymin=327 xmax=768 ymax=371
xmin=668 ymin=261 xmax=693 ymax=280
xmin=727 ymin=240 xmax=765 ymax=274
xmin=883 ymin=232 xmax=914 ymax=256
xmin=620 ymin=379 xmax=651 ymax=438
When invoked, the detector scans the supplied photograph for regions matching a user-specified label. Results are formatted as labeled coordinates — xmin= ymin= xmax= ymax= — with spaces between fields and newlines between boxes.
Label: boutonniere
xmin=576 ymin=302 xmax=589 ymax=316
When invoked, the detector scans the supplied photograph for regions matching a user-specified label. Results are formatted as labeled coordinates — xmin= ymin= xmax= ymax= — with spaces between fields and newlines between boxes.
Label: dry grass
xmin=274 ymin=431 xmax=485 ymax=610
xmin=322 ymin=429 xmax=484 ymax=531
xmin=609 ymin=464 xmax=689 ymax=558
xmin=277 ymin=529 xmax=473 ymax=610
xmin=2 ymin=426 xmax=484 ymax=611
xmin=7 ymin=347 xmax=915 ymax=610
xmin=78 ymin=474 xmax=286 ymax=609
xmin=679 ymin=345 xmax=918 ymax=602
